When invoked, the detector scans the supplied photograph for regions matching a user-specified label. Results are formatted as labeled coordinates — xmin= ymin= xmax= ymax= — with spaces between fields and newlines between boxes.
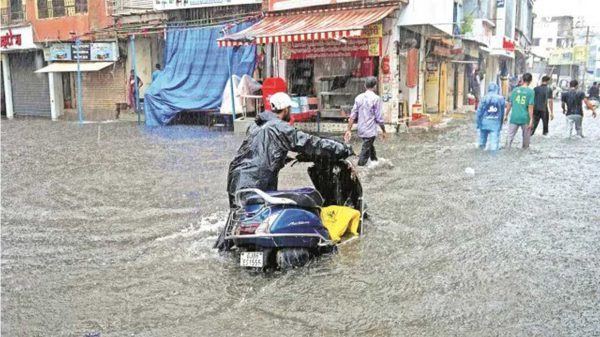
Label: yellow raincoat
xmin=320 ymin=206 xmax=361 ymax=242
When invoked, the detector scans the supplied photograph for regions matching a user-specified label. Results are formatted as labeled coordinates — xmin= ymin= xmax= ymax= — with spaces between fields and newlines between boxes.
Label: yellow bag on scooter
xmin=320 ymin=206 xmax=360 ymax=242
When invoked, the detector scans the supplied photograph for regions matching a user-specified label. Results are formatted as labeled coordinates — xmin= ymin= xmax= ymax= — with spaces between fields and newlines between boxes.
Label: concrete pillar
xmin=1 ymin=53 xmax=14 ymax=119
xmin=48 ymin=72 xmax=58 ymax=121
xmin=496 ymin=4 xmax=506 ymax=38
xmin=265 ymin=45 xmax=273 ymax=78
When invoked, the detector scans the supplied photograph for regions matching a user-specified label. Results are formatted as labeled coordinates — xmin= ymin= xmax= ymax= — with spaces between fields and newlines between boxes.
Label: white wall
xmin=534 ymin=21 xmax=558 ymax=40
xmin=126 ymin=37 xmax=154 ymax=97
xmin=397 ymin=0 xmax=455 ymax=36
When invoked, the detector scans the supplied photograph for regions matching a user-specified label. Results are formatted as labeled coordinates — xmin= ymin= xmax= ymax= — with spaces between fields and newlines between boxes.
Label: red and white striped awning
xmin=218 ymin=6 xmax=397 ymax=47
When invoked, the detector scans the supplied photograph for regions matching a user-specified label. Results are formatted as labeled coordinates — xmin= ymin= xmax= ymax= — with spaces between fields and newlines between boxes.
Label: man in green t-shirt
xmin=504 ymin=73 xmax=534 ymax=149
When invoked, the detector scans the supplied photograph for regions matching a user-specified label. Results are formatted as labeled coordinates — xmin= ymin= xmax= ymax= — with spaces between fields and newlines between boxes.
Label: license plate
xmin=240 ymin=252 xmax=264 ymax=268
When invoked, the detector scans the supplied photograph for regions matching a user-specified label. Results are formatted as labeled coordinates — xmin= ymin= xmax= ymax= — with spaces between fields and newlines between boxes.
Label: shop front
xmin=423 ymin=42 xmax=453 ymax=114
xmin=36 ymin=41 xmax=123 ymax=121
xmin=281 ymin=22 xmax=384 ymax=120
xmin=1 ymin=24 xmax=50 ymax=118
xmin=218 ymin=3 xmax=401 ymax=128
xmin=455 ymin=39 xmax=483 ymax=111
xmin=481 ymin=36 xmax=516 ymax=97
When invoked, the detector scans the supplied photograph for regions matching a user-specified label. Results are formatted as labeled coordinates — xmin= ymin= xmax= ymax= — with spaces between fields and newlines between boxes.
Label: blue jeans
xmin=479 ymin=129 xmax=500 ymax=151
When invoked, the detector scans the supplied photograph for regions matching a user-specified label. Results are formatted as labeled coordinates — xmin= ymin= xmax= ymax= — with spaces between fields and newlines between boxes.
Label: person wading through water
xmin=476 ymin=83 xmax=505 ymax=151
xmin=561 ymin=79 xmax=597 ymax=138
xmin=531 ymin=75 xmax=554 ymax=136
xmin=505 ymin=73 xmax=534 ymax=149
xmin=226 ymin=92 xmax=353 ymax=209
xmin=344 ymin=76 xmax=387 ymax=167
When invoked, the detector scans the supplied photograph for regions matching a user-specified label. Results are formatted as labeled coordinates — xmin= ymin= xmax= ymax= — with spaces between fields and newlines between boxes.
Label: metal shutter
xmin=9 ymin=51 xmax=51 ymax=116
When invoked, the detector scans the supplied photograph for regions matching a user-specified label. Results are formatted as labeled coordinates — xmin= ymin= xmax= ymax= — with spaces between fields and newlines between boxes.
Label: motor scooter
xmin=214 ymin=155 xmax=364 ymax=270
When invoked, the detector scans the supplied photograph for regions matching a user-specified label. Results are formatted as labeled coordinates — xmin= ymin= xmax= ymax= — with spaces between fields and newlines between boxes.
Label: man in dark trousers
xmin=561 ymin=80 xmax=597 ymax=138
xmin=531 ymin=75 xmax=554 ymax=136
xmin=588 ymin=82 xmax=599 ymax=101
xmin=344 ymin=77 xmax=387 ymax=167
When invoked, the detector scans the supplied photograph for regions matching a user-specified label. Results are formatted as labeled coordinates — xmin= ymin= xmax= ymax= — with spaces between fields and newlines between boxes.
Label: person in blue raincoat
xmin=476 ymin=83 xmax=505 ymax=151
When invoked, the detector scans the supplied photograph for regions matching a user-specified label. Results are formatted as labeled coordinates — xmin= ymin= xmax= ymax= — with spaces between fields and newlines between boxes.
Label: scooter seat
xmin=267 ymin=188 xmax=324 ymax=208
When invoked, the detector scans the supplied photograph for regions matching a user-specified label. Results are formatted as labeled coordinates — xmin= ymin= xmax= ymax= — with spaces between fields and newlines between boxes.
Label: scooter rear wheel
xmin=276 ymin=248 xmax=311 ymax=269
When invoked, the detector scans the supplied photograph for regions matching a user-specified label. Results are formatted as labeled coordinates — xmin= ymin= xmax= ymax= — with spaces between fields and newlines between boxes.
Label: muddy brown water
xmin=1 ymin=113 xmax=599 ymax=336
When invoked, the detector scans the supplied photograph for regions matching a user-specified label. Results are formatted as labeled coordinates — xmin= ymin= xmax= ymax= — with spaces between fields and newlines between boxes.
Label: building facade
xmin=1 ymin=0 xmax=50 ymax=118
xmin=1 ymin=0 xmax=119 ymax=120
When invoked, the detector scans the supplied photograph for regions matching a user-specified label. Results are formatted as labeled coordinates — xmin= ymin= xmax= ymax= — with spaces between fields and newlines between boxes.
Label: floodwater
xmin=1 ymin=112 xmax=599 ymax=337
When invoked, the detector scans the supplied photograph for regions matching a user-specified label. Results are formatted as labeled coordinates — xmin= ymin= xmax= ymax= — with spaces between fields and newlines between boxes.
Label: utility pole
xmin=581 ymin=26 xmax=590 ymax=89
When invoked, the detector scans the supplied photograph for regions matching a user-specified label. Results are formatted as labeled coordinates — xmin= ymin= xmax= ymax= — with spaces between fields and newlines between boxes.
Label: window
xmin=37 ymin=0 xmax=86 ymax=18
xmin=36 ymin=0 xmax=48 ymax=18
xmin=75 ymin=0 xmax=87 ymax=13
xmin=1 ymin=0 xmax=26 ymax=25
xmin=533 ymin=38 xmax=540 ymax=46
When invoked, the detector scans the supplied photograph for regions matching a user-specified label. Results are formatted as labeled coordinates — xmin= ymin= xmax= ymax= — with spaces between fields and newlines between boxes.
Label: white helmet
xmin=269 ymin=92 xmax=298 ymax=111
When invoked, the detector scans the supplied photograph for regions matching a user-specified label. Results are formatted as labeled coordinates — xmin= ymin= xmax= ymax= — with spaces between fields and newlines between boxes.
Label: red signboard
xmin=502 ymin=36 xmax=515 ymax=51
xmin=1 ymin=29 xmax=22 ymax=48
xmin=281 ymin=38 xmax=381 ymax=59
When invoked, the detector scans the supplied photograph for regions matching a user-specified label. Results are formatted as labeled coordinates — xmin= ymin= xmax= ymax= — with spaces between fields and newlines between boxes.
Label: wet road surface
xmin=1 ymin=111 xmax=599 ymax=336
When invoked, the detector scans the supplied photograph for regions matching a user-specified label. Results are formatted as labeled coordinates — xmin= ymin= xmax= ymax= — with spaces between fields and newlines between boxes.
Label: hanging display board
xmin=281 ymin=38 xmax=381 ymax=59
xmin=46 ymin=42 xmax=119 ymax=62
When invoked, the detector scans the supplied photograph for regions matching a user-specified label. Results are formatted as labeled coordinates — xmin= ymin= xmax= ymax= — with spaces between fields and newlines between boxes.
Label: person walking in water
xmin=561 ymin=80 xmax=597 ymax=138
xmin=504 ymin=73 xmax=534 ymax=149
xmin=588 ymin=81 xmax=599 ymax=101
xmin=531 ymin=75 xmax=554 ymax=136
xmin=476 ymin=83 xmax=505 ymax=151
xmin=344 ymin=76 xmax=387 ymax=167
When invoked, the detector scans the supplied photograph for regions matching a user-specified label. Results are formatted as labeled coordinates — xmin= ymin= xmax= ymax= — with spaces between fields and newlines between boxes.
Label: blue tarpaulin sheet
xmin=144 ymin=22 xmax=256 ymax=126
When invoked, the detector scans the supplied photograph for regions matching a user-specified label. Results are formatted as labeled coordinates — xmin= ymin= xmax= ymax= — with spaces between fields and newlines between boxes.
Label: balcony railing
xmin=37 ymin=2 xmax=88 ymax=19
xmin=112 ymin=0 xmax=153 ymax=15
xmin=0 ymin=5 xmax=26 ymax=26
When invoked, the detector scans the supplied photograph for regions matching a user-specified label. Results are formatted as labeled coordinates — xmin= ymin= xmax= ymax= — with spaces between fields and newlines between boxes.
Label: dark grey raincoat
xmin=227 ymin=111 xmax=352 ymax=207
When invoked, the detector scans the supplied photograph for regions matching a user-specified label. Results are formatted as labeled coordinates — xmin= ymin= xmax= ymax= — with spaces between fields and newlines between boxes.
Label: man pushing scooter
xmin=226 ymin=92 xmax=353 ymax=209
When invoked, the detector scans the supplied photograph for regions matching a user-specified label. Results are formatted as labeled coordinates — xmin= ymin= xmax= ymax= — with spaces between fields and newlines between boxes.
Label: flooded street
xmin=2 ymin=112 xmax=599 ymax=337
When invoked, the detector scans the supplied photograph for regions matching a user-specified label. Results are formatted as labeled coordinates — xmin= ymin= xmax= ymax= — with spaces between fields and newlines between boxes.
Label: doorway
xmin=62 ymin=72 xmax=76 ymax=109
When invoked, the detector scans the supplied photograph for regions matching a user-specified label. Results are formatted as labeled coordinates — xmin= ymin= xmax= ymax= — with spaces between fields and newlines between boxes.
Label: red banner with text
xmin=281 ymin=38 xmax=382 ymax=60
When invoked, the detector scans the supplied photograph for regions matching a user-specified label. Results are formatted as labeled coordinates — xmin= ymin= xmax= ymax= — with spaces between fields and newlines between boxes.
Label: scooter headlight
xmin=255 ymin=213 xmax=278 ymax=234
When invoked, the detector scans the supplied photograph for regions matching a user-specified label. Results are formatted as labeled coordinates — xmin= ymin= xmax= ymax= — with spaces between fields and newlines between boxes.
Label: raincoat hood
xmin=487 ymin=83 xmax=500 ymax=95
xmin=476 ymin=83 xmax=506 ymax=131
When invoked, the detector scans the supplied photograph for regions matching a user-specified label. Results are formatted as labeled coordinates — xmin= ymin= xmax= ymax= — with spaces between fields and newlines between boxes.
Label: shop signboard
xmin=269 ymin=0 xmax=391 ymax=11
xmin=0 ymin=25 xmax=38 ymax=51
xmin=432 ymin=45 xmax=451 ymax=57
xmin=281 ymin=37 xmax=381 ymax=60
xmin=548 ymin=48 xmax=574 ymax=65
xmin=362 ymin=24 xmax=383 ymax=38
xmin=154 ymin=0 xmax=261 ymax=10
xmin=573 ymin=46 xmax=588 ymax=63
xmin=49 ymin=44 xmax=72 ymax=60
xmin=46 ymin=42 xmax=119 ymax=62
xmin=72 ymin=43 xmax=91 ymax=61
xmin=90 ymin=43 xmax=117 ymax=61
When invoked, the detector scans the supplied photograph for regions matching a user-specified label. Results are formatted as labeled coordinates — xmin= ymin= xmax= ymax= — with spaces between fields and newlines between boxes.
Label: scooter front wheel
xmin=276 ymin=248 xmax=311 ymax=269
